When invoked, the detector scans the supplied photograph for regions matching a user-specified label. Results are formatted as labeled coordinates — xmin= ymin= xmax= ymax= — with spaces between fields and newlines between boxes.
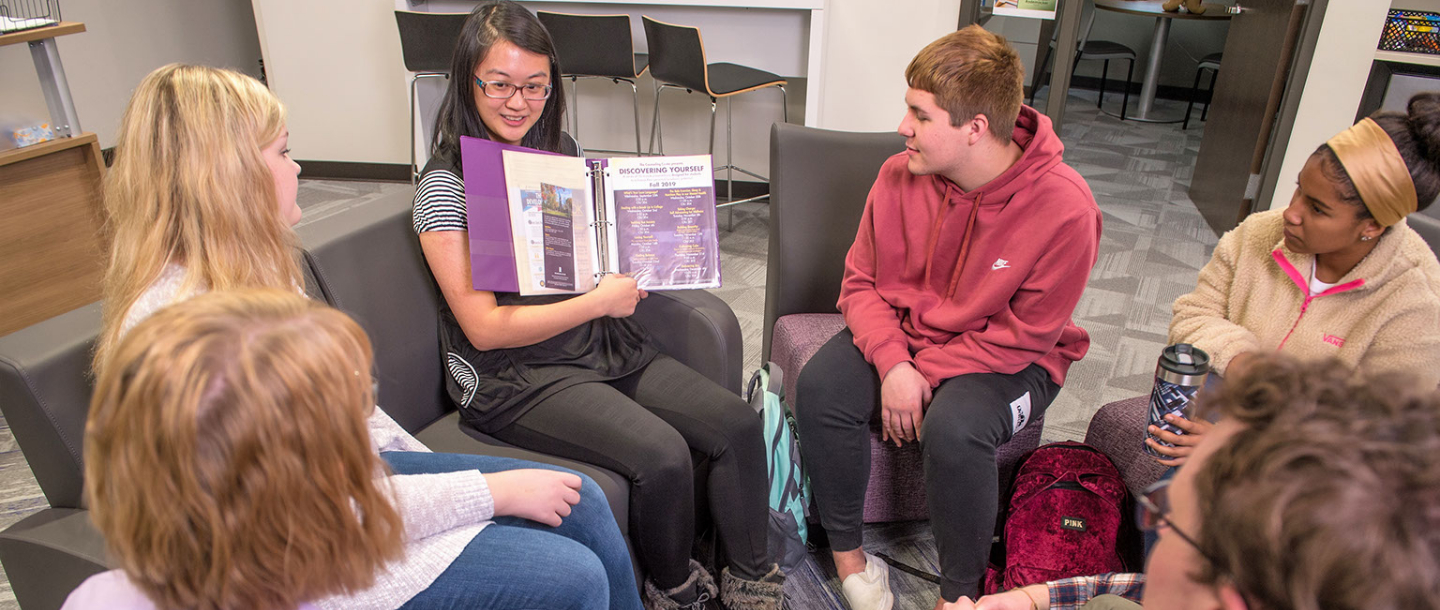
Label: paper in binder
xmin=460 ymin=136 xmax=722 ymax=295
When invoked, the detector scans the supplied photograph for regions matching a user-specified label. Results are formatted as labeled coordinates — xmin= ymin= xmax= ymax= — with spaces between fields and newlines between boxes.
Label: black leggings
xmin=794 ymin=329 xmax=1059 ymax=601
xmin=490 ymin=354 xmax=770 ymax=588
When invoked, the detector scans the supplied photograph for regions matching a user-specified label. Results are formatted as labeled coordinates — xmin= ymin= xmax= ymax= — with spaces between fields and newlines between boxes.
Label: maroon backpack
xmin=983 ymin=442 xmax=1132 ymax=594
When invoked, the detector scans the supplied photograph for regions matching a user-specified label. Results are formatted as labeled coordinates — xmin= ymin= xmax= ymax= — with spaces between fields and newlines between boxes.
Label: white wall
xmin=251 ymin=0 xmax=411 ymax=165
xmin=816 ymin=0 xmax=962 ymax=132
xmin=1266 ymin=0 xmax=1391 ymax=210
xmin=0 ymin=0 xmax=262 ymax=149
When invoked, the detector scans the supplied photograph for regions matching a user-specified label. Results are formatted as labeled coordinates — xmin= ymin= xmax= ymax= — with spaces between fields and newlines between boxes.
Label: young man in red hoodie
xmin=793 ymin=25 xmax=1102 ymax=610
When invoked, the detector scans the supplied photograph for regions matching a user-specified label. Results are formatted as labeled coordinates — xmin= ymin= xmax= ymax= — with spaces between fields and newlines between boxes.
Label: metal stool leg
xmin=628 ymin=80 xmax=643 ymax=155
xmin=726 ymin=96 xmax=734 ymax=230
xmin=1099 ymin=59 xmax=1109 ymax=109
xmin=1121 ymin=58 xmax=1134 ymax=121
xmin=649 ymin=83 xmax=664 ymax=155
xmin=1183 ymin=63 xmax=1204 ymax=130
xmin=780 ymin=84 xmax=788 ymax=124
xmin=409 ymin=75 xmax=419 ymax=185
xmin=570 ymin=75 xmax=580 ymax=140
xmin=1201 ymin=68 xmax=1217 ymax=121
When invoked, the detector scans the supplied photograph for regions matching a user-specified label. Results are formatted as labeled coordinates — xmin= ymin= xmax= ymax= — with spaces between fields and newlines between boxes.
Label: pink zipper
xmin=1271 ymin=250 xmax=1365 ymax=351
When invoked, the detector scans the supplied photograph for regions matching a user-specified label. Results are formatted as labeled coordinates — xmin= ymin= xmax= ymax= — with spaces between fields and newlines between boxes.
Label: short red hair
xmin=905 ymin=25 xmax=1024 ymax=143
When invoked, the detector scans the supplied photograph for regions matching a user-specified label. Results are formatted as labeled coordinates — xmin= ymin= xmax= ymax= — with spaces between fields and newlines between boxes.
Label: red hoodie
xmin=838 ymin=106 xmax=1101 ymax=387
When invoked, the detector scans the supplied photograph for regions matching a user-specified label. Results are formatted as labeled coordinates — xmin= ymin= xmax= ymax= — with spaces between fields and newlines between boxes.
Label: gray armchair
xmin=0 ymin=186 xmax=743 ymax=609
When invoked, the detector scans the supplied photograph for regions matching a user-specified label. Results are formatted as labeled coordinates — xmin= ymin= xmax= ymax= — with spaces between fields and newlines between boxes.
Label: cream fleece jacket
xmin=1169 ymin=209 xmax=1440 ymax=388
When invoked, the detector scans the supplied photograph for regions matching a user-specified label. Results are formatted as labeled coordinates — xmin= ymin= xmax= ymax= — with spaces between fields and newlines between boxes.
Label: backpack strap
xmin=764 ymin=361 xmax=784 ymax=400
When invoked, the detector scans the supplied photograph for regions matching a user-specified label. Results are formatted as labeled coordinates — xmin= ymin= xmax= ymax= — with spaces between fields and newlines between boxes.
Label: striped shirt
xmin=413 ymin=168 xmax=468 ymax=233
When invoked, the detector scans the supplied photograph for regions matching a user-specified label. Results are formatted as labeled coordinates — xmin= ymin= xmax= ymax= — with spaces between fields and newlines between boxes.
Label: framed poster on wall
xmin=990 ymin=0 xmax=1057 ymax=20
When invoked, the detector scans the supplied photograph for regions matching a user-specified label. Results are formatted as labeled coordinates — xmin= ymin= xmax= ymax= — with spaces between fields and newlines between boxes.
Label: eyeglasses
xmin=1136 ymin=478 xmax=1208 ymax=555
xmin=475 ymin=78 xmax=552 ymax=101
xmin=1138 ymin=478 xmax=1265 ymax=607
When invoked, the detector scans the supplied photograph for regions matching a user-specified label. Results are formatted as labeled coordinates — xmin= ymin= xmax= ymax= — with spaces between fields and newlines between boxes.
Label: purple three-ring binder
xmin=459 ymin=135 xmax=565 ymax=293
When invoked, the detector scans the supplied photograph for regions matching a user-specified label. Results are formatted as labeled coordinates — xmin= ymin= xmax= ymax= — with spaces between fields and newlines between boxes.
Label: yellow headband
xmin=1326 ymin=118 xmax=1418 ymax=227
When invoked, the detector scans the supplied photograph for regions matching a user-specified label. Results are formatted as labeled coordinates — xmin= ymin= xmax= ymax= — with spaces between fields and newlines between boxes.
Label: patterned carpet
xmin=0 ymin=90 xmax=1216 ymax=608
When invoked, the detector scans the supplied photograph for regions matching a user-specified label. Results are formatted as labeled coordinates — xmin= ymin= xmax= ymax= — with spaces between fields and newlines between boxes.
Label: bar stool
xmin=395 ymin=10 xmax=468 ymax=184
xmin=537 ymin=12 xmax=649 ymax=155
xmin=642 ymin=16 xmax=787 ymax=225
xmin=1183 ymin=52 xmax=1222 ymax=130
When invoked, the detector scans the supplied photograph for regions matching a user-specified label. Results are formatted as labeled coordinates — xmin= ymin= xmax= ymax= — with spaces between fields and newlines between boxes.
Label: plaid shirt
xmin=1048 ymin=573 xmax=1146 ymax=610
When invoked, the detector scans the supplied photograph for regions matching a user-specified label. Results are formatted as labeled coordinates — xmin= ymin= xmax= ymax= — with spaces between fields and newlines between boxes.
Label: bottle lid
xmin=1161 ymin=343 xmax=1211 ymax=376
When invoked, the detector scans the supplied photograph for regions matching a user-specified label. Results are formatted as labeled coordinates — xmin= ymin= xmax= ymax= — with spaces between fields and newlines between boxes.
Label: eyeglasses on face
xmin=475 ymin=78 xmax=552 ymax=101
xmin=1137 ymin=478 xmax=1264 ymax=607
xmin=1136 ymin=478 xmax=1208 ymax=553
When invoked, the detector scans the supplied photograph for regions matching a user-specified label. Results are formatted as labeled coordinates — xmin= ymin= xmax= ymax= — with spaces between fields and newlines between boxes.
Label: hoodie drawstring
xmin=922 ymin=190 xmax=953 ymax=289
xmin=945 ymin=193 xmax=982 ymax=299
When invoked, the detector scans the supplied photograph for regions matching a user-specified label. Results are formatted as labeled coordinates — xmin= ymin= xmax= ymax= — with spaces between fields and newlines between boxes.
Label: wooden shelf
xmin=0 ymin=133 xmax=98 ymax=168
xmin=0 ymin=128 xmax=106 ymax=337
xmin=1375 ymin=49 xmax=1440 ymax=68
xmin=0 ymin=21 xmax=85 ymax=47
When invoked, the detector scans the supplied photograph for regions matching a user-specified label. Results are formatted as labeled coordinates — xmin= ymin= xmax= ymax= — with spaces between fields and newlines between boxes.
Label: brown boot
xmin=720 ymin=564 xmax=785 ymax=610
xmin=644 ymin=559 xmax=721 ymax=610
xmin=1161 ymin=0 xmax=1183 ymax=11
xmin=1184 ymin=0 xmax=1207 ymax=14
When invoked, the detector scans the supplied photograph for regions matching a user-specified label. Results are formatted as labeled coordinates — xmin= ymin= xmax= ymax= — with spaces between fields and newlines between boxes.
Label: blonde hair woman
xmin=81 ymin=64 xmax=641 ymax=609
xmin=70 ymin=290 xmax=405 ymax=610
xmin=96 ymin=63 xmax=303 ymax=372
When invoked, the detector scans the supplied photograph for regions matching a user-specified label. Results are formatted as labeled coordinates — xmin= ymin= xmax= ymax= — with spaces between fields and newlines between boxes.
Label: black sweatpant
xmin=794 ymin=329 xmax=1059 ymax=601
xmin=490 ymin=354 xmax=771 ymax=588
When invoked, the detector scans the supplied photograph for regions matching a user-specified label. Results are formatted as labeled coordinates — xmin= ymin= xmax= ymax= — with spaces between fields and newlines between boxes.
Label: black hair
xmin=1316 ymin=92 xmax=1440 ymax=219
xmin=430 ymin=1 xmax=566 ymax=163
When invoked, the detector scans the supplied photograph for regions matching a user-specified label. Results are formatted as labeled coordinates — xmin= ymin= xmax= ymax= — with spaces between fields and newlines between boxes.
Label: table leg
xmin=1136 ymin=17 xmax=1171 ymax=121
xmin=28 ymin=38 xmax=81 ymax=138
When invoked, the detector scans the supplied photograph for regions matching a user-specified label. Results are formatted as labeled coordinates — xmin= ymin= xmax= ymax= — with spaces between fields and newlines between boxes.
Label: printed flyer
xmin=603 ymin=155 xmax=721 ymax=291
xmin=500 ymin=149 xmax=597 ymax=295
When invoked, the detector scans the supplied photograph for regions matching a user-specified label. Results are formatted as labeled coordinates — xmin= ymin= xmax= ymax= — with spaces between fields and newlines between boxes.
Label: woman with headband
xmin=1153 ymin=92 xmax=1440 ymax=465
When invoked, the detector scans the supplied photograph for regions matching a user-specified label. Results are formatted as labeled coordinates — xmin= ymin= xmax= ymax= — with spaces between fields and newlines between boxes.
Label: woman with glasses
xmin=412 ymin=3 xmax=781 ymax=609
xmin=947 ymin=355 xmax=1440 ymax=610
xmin=1152 ymin=93 xmax=1440 ymax=466
xmin=94 ymin=63 xmax=639 ymax=610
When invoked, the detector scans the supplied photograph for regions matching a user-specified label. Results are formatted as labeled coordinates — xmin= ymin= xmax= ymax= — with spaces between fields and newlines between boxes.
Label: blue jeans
xmin=384 ymin=451 xmax=642 ymax=610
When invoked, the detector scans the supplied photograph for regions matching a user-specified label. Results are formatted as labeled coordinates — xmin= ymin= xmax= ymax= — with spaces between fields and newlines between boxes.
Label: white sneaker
xmin=839 ymin=552 xmax=894 ymax=610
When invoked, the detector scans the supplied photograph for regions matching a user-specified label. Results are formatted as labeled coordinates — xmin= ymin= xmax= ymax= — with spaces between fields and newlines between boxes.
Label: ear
xmin=966 ymin=113 xmax=990 ymax=145
xmin=1359 ymin=218 xmax=1385 ymax=241
xmin=1216 ymin=585 xmax=1249 ymax=610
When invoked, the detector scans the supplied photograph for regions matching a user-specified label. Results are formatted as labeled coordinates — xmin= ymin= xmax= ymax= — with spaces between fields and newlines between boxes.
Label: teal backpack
xmin=747 ymin=362 xmax=812 ymax=573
